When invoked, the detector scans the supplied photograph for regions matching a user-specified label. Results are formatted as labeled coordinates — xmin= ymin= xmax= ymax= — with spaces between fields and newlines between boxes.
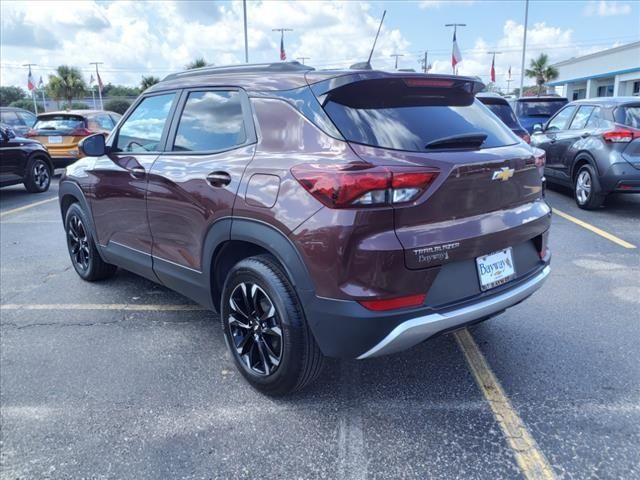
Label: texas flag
xmin=27 ymin=66 xmax=35 ymax=91
xmin=451 ymin=31 xmax=462 ymax=70
xmin=490 ymin=53 xmax=496 ymax=83
xmin=97 ymin=71 xmax=104 ymax=90
xmin=280 ymin=32 xmax=286 ymax=61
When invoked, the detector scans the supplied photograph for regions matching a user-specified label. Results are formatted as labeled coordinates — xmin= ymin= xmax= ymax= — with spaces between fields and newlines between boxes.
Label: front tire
xmin=65 ymin=203 xmax=117 ymax=281
xmin=574 ymin=164 xmax=604 ymax=210
xmin=23 ymin=157 xmax=51 ymax=193
xmin=221 ymin=255 xmax=324 ymax=395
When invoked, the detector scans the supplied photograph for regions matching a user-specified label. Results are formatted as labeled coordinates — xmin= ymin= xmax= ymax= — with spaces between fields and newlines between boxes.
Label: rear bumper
xmin=600 ymin=162 xmax=640 ymax=193
xmin=303 ymin=261 xmax=550 ymax=359
xmin=49 ymin=156 xmax=78 ymax=168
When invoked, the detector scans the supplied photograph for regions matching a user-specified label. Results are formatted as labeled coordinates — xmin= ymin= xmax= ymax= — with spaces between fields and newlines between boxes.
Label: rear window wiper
xmin=425 ymin=133 xmax=488 ymax=150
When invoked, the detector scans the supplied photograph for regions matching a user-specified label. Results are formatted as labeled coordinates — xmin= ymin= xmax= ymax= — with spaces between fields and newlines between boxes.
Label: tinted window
xmin=569 ymin=106 xmax=595 ymax=130
xmin=34 ymin=115 xmax=85 ymax=132
xmin=546 ymin=106 xmax=576 ymax=131
xmin=115 ymin=93 xmax=175 ymax=152
xmin=173 ymin=91 xmax=246 ymax=152
xmin=585 ymin=107 xmax=605 ymax=129
xmin=17 ymin=111 xmax=36 ymax=126
xmin=324 ymin=82 xmax=516 ymax=151
xmin=482 ymin=102 xmax=519 ymax=128
xmin=614 ymin=105 xmax=640 ymax=129
xmin=0 ymin=111 xmax=21 ymax=126
xmin=516 ymin=100 xmax=567 ymax=117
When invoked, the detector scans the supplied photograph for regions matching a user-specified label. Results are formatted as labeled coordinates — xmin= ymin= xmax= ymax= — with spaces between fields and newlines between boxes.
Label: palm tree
xmin=140 ymin=75 xmax=160 ymax=90
xmin=47 ymin=66 xmax=87 ymax=107
xmin=185 ymin=57 xmax=208 ymax=69
xmin=525 ymin=54 xmax=559 ymax=96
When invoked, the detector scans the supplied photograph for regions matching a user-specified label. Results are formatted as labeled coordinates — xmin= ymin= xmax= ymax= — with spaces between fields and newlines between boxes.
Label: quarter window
xmin=546 ymin=105 xmax=576 ymax=131
xmin=569 ymin=106 xmax=594 ymax=130
xmin=172 ymin=91 xmax=246 ymax=152
xmin=115 ymin=93 xmax=176 ymax=152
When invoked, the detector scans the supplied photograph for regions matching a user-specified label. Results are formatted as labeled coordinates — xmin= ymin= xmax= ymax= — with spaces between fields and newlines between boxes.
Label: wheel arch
xmin=571 ymin=151 xmax=598 ymax=181
xmin=58 ymin=180 xmax=95 ymax=234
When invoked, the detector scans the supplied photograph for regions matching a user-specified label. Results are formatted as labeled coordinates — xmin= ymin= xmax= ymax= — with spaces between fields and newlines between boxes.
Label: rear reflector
xmin=292 ymin=164 xmax=438 ymax=209
xmin=359 ymin=293 xmax=426 ymax=311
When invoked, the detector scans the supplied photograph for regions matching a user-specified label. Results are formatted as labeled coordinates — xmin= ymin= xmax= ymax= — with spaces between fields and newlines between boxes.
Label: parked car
xmin=531 ymin=97 xmax=640 ymax=209
xmin=512 ymin=96 xmax=568 ymax=134
xmin=59 ymin=63 xmax=551 ymax=394
xmin=0 ymin=124 xmax=53 ymax=192
xmin=0 ymin=106 xmax=37 ymax=137
xmin=478 ymin=92 xmax=530 ymax=143
xmin=27 ymin=110 xmax=122 ymax=168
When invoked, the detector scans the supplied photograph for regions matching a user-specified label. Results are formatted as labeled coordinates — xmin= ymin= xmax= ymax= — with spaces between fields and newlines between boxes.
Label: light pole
xmin=445 ymin=23 xmax=466 ymax=74
xmin=420 ymin=51 xmax=430 ymax=73
xmin=243 ymin=0 xmax=249 ymax=63
xmin=89 ymin=62 xmax=104 ymax=109
xmin=519 ymin=0 xmax=529 ymax=97
xmin=390 ymin=54 xmax=404 ymax=70
xmin=296 ymin=57 xmax=310 ymax=65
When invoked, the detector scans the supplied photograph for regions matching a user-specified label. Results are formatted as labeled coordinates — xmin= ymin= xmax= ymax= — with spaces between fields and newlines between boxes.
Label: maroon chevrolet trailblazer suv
xmin=59 ymin=62 xmax=551 ymax=394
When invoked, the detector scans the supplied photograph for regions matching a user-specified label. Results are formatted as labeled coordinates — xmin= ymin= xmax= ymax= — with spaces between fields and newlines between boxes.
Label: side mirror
xmin=79 ymin=133 xmax=107 ymax=157
xmin=0 ymin=126 xmax=15 ymax=140
xmin=532 ymin=123 xmax=544 ymax=133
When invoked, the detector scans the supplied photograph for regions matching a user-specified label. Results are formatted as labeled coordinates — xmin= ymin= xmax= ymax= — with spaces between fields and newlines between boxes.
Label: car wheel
xmin=221 ymin=255 xmax=324 ymax=395
xmin=65 ymin=203 xmax=117 ymax=281
xmin=23 ymin=157 xmax=51 ymax=193
xmin=574 ymin=164 xmax=604 ymax=210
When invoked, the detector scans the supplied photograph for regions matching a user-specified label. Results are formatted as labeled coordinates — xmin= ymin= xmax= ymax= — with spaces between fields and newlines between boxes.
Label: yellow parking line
xmin=454 ymin=328 xmax=556 ymax=480
xmin=553 ymin=208 xmax=636 ymax=249
xmin=1 ymin=304 xmax=207 ymax=311
xmin=0 ymin=197 xmax=58 ymax=218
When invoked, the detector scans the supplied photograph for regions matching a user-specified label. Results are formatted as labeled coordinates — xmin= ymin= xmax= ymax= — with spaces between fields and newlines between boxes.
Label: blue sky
xmin=1 ymin=0 xmax=638 ymax=91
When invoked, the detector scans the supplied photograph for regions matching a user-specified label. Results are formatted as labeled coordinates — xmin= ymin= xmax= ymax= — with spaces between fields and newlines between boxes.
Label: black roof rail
xmin=162 ymin=61 xmax=314 ymax=81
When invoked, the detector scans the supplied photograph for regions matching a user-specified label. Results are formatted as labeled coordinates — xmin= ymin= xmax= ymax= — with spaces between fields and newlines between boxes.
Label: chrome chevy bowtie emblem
xmin=492 ymin=167 xmax=515 ymax=182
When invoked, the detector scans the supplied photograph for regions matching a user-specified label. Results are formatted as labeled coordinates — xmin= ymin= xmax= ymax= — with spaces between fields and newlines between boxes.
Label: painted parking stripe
xmin=0 ymin=197 xmax=58 ymax=218
xmin=0 ymin=304 xmax=207 ymax=311
xmin=553 ymin=208 xmax=636 ymax=249
xmin=454 ymin=328 xmax=556 ymax=480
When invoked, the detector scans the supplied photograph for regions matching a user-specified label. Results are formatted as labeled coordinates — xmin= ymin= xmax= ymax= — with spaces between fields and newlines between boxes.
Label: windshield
xmin=323 ymin=82 xmax=517 ymax=151
xmin=34 ymin=115 xmax=85 ymax=132
xmin=516 ymin=100 xmax=567 ymax=118
xmin=614 ymin=105 xmax=640 ymax=129
xmin=483 ymin=103 xmax=520 ymax=128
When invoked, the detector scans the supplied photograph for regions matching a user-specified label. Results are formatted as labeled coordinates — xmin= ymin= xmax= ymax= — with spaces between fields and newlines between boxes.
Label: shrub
xmin=8 ymin=99 xmax=43 ymax=113
xmin=62 ymin=102 xmax=90 ymax=110
xmin=104 ymin=99 xmax=131 ymax=115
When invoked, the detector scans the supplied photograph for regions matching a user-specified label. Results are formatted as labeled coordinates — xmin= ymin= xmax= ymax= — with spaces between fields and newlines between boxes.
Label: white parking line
xmin=0 ymin=197 xmax=58 ymax=218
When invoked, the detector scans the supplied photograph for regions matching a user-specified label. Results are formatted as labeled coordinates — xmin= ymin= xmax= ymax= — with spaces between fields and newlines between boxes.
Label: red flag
xmin=280 ymin=32 xmax=286 ymax=61
xmin=451 ymin=31 xmax=462 ymax=70
xmin=27 ymin=66 xmax=35 ymax=91
xmin=490 ymin=53 xmax=496 ymax=83
xmin=97 ymin=71 xmax=104 ymax=90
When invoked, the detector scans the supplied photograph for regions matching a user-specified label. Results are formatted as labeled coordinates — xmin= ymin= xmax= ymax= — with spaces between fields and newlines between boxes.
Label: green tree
xmin=140 ymin=75 xmax=160 ymax=90
xmin=525 ymin=54 xmax=559 ymax=96
xmin=8 ymin=99 xmax=43 ymax=113
xmin=185 ymin=57 xmax=207 ymax=69
xmin=104 ymin=99 xmax=131 ymax=114
xmin=102 ymin=83 xmax=140 ymax=97
xmin=0 ymin=86 xmax=27 ymax=106
xmin=47 ymin=66 xmax=87 ymax=106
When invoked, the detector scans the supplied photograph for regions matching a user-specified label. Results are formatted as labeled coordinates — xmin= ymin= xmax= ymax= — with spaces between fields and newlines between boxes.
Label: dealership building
xmin=548 ymin=41 xmax=640 ymax=100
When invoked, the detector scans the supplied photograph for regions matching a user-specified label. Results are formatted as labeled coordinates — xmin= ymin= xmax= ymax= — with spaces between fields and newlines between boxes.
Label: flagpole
xmin=272 ymin=28 xmax=292 ymax=61
xmin=243 ymin=0 xmax=249 ymax=63
xmin=519 ymin=0 xmax=529 ymax=97
xmin=23 ymin=63 xmax=38 ymax=114
xmin=445 ymin=24 xmax=466 ymax=75
xmin=487 ymin=51 xmax=502 ymax=86
xmin=90 ymin=62 xmax=104 ymax=109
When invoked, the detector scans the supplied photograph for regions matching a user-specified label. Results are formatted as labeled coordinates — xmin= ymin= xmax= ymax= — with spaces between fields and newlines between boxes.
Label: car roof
xmin=148 ymin=61 xmax=482 ymax=94
xmin=515 ymin=96 xmax=568 ymax=102
xmin=476 ymin=92 xmax=509 ymax=104
xmin=0 ymin=106 xmax=34 ymax=113
xmin=570 ymin=96 xmax=640 ymax=107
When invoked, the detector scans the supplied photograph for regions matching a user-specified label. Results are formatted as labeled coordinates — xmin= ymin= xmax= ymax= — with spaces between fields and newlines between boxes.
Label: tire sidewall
xmin=574 ymin=163 xmax=602 ymax=209
xmin=24 ymin=157 xmax=51 ymax=193
xmin=64 ymin=204 xmax=100 ymax=280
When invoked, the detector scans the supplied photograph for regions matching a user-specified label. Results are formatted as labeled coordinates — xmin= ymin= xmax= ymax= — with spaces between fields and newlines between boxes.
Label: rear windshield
xmin=614 ymin=105 xmax=640 ymax=129
xmin=323 ymin=80 xmax=517 ymax=151
xmin=515 ymin=100 xmax=567 ymax=118
xmin=34 ymin=115 xmax=85 ymax=132
xmin=482 ymin=102 xmax=520 ymax=128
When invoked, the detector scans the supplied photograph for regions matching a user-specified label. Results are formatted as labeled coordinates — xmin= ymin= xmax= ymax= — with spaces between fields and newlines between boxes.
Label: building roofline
xmin=551 ymin=41 xmax=640 ymax=68
xmin=546 ymin=66 xmax=640 ymax=86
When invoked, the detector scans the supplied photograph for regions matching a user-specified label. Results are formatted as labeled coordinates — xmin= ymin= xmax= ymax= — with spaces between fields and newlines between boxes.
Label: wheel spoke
xmin=262 ymin=337 xmax=281 ymax=367
xmin=229 ymin=314 xmax=251 ymax=329
xmin=255 ymin=339 xmax=271 ymax=375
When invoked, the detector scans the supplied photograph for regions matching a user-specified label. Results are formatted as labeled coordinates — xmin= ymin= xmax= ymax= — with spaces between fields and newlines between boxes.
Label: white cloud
xmin=583 ymin=1 xmax=632 ymax=16
xmin=419 ymin=0 xmax=475 ymax=9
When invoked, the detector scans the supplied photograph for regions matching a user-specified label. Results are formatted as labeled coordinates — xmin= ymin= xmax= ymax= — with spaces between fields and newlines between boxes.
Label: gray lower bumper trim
xmin=357 ymin=266 xmax=551 ymax=359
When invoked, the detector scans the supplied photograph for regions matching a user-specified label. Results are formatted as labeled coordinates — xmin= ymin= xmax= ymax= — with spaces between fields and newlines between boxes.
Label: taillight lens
xmin=69 ymin=127 xmax=93 ymax=137
xmin=291 ymin=164 xmax=438 ymax=208
xmin=359 ymin=293 xmax=426 ymax=311
xmin=25 ymin=129 xmax=38 ymax=137
xmin=602 ymin=126 xmax=640 ymax=143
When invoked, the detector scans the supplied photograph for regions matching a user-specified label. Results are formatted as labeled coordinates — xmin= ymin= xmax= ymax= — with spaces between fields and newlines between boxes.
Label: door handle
xmin=129 ymin=166 xmax=145 ymax=178
xmin=206 ymin=171 xmax=231 ymax=187
xmin=581 ymin=132 xmax=591 ymax=138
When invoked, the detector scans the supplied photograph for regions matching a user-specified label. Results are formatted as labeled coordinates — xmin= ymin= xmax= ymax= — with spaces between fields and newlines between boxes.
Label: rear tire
xmin=65 ymin=203 xmax=117 ymax=281
xmin=221 ymin=255 xmax=324 ymax=395
xmin=23 ymin=157 xmax=51 ymax=193
xmin=574 ymin=164 xmax=604 ymax=210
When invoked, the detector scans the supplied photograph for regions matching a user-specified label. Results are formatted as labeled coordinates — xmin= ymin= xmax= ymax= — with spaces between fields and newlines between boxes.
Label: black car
xmin=531 ymin=97 xmax=640 ymax=209
xmin=0 ymin=107 xmax=37 ymax=137
xmin=0 ymin=125 xmax=54 ymax=193
xmin=478 ymin=92 xmax=530 ymax=143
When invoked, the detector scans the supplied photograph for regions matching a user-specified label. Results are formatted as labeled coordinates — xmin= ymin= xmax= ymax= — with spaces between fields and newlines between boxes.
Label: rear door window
xmin=546 ymin=106 xmax=576 ymax=131
xmin=114 ymin=93 xmax=176 ymax=153
xmin=17 ymin=111 xmax=36 ymax=126
xmin=90 ymin=114 xmax=115 ymax=130
xmin=172 ymin=91 xmax=247 ymax=152
xmin=0 ymin=111 xmax=21 ymax=127
xmin=569 ymin=106 xmax=595 ymax=130
xmin=323 ymin=79 xmax=517 ymax=151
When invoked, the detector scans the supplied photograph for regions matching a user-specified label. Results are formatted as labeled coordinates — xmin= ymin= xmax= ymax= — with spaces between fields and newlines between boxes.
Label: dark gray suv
xmin=531 ymin=97 xmax=640 ymax=209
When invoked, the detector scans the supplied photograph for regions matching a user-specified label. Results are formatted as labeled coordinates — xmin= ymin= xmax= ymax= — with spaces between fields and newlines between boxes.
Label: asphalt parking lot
xmin=1 ymin=178 xmax=638 ymax=480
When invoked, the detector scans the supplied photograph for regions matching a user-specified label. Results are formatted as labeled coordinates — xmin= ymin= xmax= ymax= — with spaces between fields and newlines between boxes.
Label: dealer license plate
xmin=48 ymin=136 xmax=63 ymax=144
xmin=476 ymin=247 xmax=516 ymax=291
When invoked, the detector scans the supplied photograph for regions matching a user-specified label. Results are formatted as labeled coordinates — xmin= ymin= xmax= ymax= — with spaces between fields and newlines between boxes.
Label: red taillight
xmin=25 ymin=129 xmax=38 ymax=137
xmin=359 ymin=293 xmax=426 ymax=311
xmin=291 ymin=164 xmax=438 ymax=209
xmin=69 ymin=127 xmax=93 ymax=137
xmin=518 ymin=132 xmax=531 ymax=144
xmin=602 ymin=126 xmax=640 ymax=143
